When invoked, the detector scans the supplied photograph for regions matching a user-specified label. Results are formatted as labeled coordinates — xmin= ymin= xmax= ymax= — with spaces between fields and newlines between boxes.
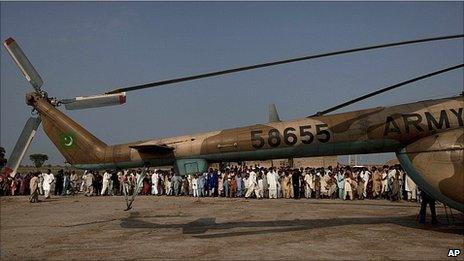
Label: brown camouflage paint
xmin=26 ymin=92 xmax=463 ymax=207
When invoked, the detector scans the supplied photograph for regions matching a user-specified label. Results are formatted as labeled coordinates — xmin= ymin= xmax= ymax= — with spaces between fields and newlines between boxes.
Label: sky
xmin=1 ymin=2 xmax=463 ymax=165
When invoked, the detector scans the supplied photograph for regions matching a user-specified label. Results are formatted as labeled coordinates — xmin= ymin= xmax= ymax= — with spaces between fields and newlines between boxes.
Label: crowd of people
xmin=0 ymin=164 xmax=421 ymax=203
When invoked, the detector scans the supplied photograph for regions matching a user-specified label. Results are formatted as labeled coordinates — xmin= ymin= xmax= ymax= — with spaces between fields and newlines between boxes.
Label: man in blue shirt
xmin=208 ymin=169 xmax=218 ymax=197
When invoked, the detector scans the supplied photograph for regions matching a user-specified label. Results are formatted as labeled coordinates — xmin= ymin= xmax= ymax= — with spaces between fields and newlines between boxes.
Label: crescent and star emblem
xmin=64 ymin=136 xmax=74 ymax=147
xmin=60 ymin=133 xmax=75 ymax=149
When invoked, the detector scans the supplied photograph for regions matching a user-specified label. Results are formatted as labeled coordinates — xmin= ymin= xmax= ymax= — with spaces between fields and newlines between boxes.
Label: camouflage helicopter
xmin=1 ymin=35 xmax=463 ymax=212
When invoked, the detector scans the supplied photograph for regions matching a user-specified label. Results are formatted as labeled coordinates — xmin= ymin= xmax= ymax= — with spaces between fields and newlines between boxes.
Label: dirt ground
xmin=1 ymin=195 xmax=463 ymax=260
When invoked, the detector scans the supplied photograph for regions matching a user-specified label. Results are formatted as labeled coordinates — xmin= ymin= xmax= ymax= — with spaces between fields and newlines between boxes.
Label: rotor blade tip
xmin=4 ymin=37 xmax=15 ymax=46
xmin=118 ymin=94 xmax=126 ymax=104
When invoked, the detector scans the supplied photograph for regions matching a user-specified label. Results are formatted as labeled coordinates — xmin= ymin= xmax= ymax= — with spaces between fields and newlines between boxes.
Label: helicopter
xmin=1 ymin=34 xmax=463 ymax=211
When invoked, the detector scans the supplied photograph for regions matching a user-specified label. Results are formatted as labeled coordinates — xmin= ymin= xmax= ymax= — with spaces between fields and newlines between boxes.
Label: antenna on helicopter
xmin=310 ymin=63 xmax=464 ymax=117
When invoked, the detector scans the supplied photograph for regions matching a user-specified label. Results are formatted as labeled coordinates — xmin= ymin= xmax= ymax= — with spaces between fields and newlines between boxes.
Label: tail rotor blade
xmin=3 ymin=38 xmax=43 ymax=91
xmin=1 ymin=117 xmax=42 ymax=177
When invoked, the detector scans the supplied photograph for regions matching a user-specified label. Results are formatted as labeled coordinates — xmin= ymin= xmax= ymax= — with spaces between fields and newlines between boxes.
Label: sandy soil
xmin=1 ymin=195 xmax=463 ymax=260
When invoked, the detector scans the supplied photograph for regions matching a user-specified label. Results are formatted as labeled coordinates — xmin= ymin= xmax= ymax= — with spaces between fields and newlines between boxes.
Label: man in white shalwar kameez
xmin=101 ymin=170 xmax=111 ymax=195
xmin=266 ymin=169 xmax=278 ymax=199
xmin=42 ymin=170 xmax=55 ymax=199
xmin=192 ymin=174 xmax=198 ymax=197
xmin=151 ymin=170 xmax=159 ymax=195
xmin=304 ymin=170 xmax=313 ymax=198
xmin=245 ymin=169 xmax=261 ymax=199
xmin=319 ymin=170 xmax=327 ymax=197
xmin=257 ymin=171 xmax=265 ymax=198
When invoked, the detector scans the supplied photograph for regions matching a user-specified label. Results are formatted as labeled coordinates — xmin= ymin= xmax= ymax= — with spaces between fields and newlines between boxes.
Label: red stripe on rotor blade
xmin=119 ymin=95 xmax=126 ymax=104
xmin=4 ymin=37 xmax=15 ymax=46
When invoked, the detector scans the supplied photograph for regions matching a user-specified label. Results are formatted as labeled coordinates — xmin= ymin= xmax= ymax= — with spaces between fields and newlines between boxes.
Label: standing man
xmin=336 ymin=168 xmax=345 ymax=199
xmin=419 ymin=192 xmax=438 ymax=224
xmin=80 ymin=171 xmax=88 ymax=193
xmin=54 ymin=169 xmax=63 ymax=196
xmin=208 ymin=170 xmax=218 ymax=197
xmin=360 ymin=167 xmax=370 ymax=198
xmin=85 ymin=171 xmax=94 ymax=196
xmin=192 ymin=174 xmax=199 ymax=197
xmin=187 ymin=174 xmax=194 ymax=196
xmin=304 ymin=168 xmax=313 ymax=199
xmin=172 ymin=173 xmax=181 ymax=196
xmin=61 ymin=171 xmax=70 ymax=196
xmin=267 ymin=168 xmax=278 ymax=199
xmin=111 ymin=170 xmax=119 ymax=195
xmin=42 ymin=169 xmax=54 ymax=199
xmin=372 ymin=167 xmax=382 ymax=199
xmin=236 ymin=173 xmax=243 ymax=197
xmin=405 ymin=173 xmax=417 ymax=201
xmin=38 ymin=172 xmax=44 ymax=195
xmin=151 ymin=170 xmax=159 ymax=195
xmin=101 ymin=170 xmax=111 ymax=196
xmin=381 ymin=166 xmax=389 ymax=198
xmin=283 ymin=172 xmax=292 ymax=199
xmin=29 ymin=172 xmax=40 ymax=203
xmin=257 ymin=172 xmax=264 ymax=198
xmin=229 ymin=173 xmax=237 ymax=198
xmin=245 ymin=168 xmax=261 ymax=199
xmin=70 ymin=171 xmax=78 ymax=194
xmin=292 ymin=169 xmax=301 ymax=199
xmin=197 ymin=173 xmax=205 ymax=197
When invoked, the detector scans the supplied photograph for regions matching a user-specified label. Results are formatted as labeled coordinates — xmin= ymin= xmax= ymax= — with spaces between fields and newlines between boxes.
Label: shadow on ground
xmin=120 ymin=212 xmax=464 ymax=239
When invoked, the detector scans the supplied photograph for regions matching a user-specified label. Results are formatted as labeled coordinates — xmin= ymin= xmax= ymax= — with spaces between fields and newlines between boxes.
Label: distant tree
xmin=0 ymin=147 xmax=6 ymax=168
xmin=29 ymin=153 xmax=49 ymax=168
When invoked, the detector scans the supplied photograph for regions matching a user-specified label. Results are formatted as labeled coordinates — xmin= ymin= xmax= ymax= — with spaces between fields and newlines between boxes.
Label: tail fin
xmin=29 ymin=93 xmax=109 ymax=165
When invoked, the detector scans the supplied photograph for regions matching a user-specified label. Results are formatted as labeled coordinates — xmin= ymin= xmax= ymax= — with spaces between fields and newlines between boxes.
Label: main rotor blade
xmin=1 ymin=117 xmax=41 ymax=177
xmin=107 ymin=34 xmax=463 ymax=94
xmin=61 ymin=92 xmax=126 ymax=110
xmin=3 ymin=38 xmax=43 ymax=92
xmin=311 ymin=63 xmax=464 ymax=117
